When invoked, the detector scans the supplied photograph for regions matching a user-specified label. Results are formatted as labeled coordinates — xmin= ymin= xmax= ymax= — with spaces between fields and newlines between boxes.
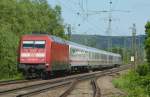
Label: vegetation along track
xmin=0 ymin=65 xmax=130 ymax=97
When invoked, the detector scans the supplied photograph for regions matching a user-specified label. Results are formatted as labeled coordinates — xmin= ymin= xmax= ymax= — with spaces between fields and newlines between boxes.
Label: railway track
xmin=59 ymin=80 xmax=78 ymax=97
xmin=0 ymin=79 xmax=40 ymax=86
xmin=0 ymin=65 xmax=130 ymax=97
xmin=59 ymin=79 xmax=101 ymax=97
xmin=91 ymin=79 xmax=101 ymax=97
xmin=58 ymin=65 xmax=130 ymax=97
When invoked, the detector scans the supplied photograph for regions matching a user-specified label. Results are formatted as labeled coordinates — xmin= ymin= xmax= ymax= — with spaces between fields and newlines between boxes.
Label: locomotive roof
xmin=50 ymin=35 xmax=67 ymax=44
xmin=22 ymin=34 xmax=67 ymax=45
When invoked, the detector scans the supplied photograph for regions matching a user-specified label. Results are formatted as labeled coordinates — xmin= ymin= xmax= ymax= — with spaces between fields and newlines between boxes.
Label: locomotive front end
xmin=20 ymin=40 xmax=46 ymax=64
xmin=18 ymin=35 xmax=51 ymax=78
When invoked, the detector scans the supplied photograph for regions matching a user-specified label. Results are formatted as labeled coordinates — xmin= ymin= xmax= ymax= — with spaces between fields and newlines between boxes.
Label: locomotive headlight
xmin=45 ymin=63 xmax=49 ymax=67
xmin=36 ymin=53 xmax=45 ymax=58
xmin=21 ymin=53 xmax=30 ymax=57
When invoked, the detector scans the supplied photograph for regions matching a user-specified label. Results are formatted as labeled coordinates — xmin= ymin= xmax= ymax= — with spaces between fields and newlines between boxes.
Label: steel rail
xmin=16 ymin=81 xmax=72 ymax=97
xmin=0 ymin=77 xmax=73 ymax=95
xmin=0 ymin=79 xmax=39 ymax=86
xmin=91 ymin=79 xmax=101 ymax=97
xmin=59 ymin=80 xmax=78 ymax=97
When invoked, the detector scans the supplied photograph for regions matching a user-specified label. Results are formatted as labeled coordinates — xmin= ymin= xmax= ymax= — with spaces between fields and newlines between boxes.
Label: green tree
xmin=111 ymin=47 xmax=123 ymax=57
xmin=145 ymin=21 xmax=150 ymax=64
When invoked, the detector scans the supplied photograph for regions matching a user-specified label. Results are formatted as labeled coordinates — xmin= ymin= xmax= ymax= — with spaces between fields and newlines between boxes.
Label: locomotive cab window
xmin=34 ymin=41 xmax=45 ymax=48
xmin=22 ymin=40 xmax=45 ymax=48
xmin=23 ymin=41 xmax=34 ymax=48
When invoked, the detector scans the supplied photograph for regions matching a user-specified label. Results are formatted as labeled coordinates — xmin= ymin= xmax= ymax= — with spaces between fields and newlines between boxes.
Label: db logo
xmin=30 ymin=53 xmax=36 ymax=57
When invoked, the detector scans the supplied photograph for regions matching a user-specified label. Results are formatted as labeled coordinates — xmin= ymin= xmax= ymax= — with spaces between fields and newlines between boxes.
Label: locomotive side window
xmin=23 ymin=41 xmax=34 ymax=48
xmin=34 ymin=41 xmax=45 ymax=48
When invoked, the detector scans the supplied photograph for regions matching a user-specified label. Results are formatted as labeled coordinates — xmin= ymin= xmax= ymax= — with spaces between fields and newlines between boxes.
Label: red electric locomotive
xmin=18 ymin=34 xmax=70 ymax=79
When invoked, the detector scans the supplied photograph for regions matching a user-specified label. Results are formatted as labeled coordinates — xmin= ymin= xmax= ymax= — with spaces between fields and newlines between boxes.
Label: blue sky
xmin=48 ymin=0 xmax=150 ymax=36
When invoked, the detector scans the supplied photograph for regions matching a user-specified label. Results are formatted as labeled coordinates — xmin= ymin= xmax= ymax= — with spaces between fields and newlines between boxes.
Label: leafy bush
xmin=113 ymin=70 xmax=149 ymax=97
xmin=136 ymin=64 xmax=149 ymax=76
xmin=145 ymin=21 xmax=150 ymax=64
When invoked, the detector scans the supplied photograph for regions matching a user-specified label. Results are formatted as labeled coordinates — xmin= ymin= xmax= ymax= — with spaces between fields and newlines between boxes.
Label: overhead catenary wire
xmin=112 ymin=0 xmax=119 ymax=10
xmin=56 ymin=0 xmax=79 ymax=14
xmin=54 ymin=0 xmax=93 ymax=33
xmin=53 ymin=0 xmax=130 ymax=36
xmin=56 ymin=0 xmax=105 ymax=35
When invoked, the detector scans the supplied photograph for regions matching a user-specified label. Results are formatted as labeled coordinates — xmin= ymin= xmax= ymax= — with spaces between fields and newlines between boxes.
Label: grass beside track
xmin=112 ymin=68 xmax=150 ymax=97
xmin=0 ymin=73 xmax=23 ymax=82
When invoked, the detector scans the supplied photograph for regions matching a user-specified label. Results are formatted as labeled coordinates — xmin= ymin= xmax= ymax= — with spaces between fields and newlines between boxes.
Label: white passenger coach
xmin=68 ymin=41 xmax=122 ymax=70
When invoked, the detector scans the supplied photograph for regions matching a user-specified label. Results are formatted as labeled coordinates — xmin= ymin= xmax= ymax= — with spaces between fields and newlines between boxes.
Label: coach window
xmin=101 ymin=54 xmax=104 ymax=60
xmin=95 ymin=53 xmax=97 ymax=59
xmin=98 ymin=53 xmax=100 ymax=59
xmin=89 ymin=52 xmax=91 ymax=59
xmin=92 ymin=53 xmax=94 ymax=59
xmin=23 ymin=41 xmax=34 ymax=48
xmin=96 ymin=53 xmax=99 ymax=59
xmin=35 ymin=41 xmax=45 ymax=48
xmin=93 ymin=53 xmax=95 ymax=59
xmin=71 ymin=48 xmax=75 ymax=55
xmin=109 ymin=55 xmax=113 ymax=61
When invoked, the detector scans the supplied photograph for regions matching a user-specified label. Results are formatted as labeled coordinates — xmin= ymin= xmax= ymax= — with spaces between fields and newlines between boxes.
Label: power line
xmin=55 ymin=0 xmax=130 ymax=38
xmin=78 ymin=20 xmax=102 ymax=35
xmin=84 ymin=0 xmax=130 ymax=51
xmin=112 ymin=0 xmax=119 ymax=10
xmin=57 ymin=0 xmax=104 ymax=35
xmin=57 ymin=0 xmax=79 ymax=14
xmin=56 ymin=0 xmax=102 ymax=34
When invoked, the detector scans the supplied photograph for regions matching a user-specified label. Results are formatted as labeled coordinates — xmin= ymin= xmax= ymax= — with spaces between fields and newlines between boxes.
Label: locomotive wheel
xmin=41 ymin=72 xmax=50 ymax=80
xmin=41 ymin=72 xmax=46 ymax=79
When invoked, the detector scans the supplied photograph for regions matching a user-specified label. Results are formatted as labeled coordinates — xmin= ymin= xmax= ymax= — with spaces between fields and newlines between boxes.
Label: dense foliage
xmin=113 ymin=64 xmax=150 ymax=97
xmin=0 ymin=0 xmax=65 ymax=79
xmin=145 ymin=21 xmax=150 ymax=64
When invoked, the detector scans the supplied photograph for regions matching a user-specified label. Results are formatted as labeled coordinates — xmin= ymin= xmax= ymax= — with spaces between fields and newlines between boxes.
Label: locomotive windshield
xmin=23 ymin=40 xmax=45 ymax=48
xmin=34 ymin=41 xmax=45 ymax=48
xmin=23 ymin=41 xmax=34 ymax=48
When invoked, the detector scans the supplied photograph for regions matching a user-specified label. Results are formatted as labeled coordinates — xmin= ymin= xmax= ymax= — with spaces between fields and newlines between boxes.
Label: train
xmin=17 ymin=34 xmax=122 ymax=79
